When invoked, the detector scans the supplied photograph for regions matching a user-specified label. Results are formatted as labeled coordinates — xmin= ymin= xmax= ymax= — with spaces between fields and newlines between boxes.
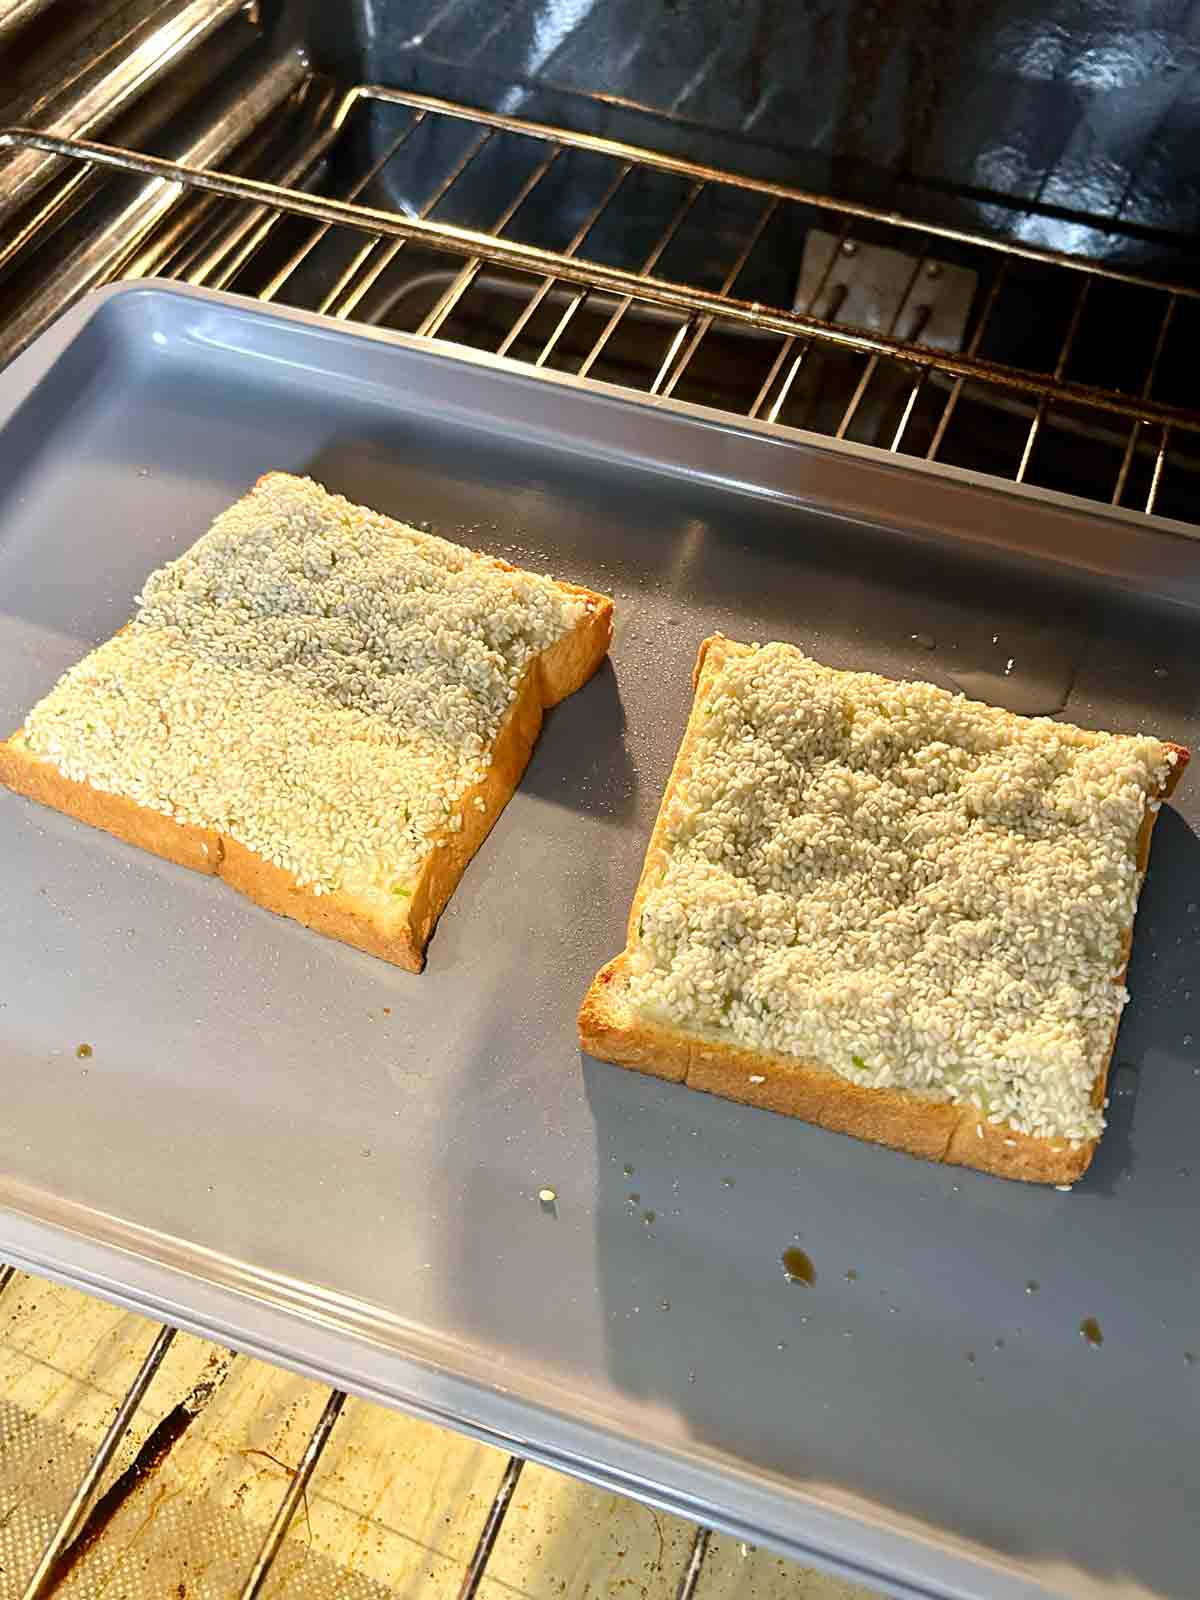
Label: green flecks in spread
xmin=624 ymin=640 xmax=1174 ymax=1144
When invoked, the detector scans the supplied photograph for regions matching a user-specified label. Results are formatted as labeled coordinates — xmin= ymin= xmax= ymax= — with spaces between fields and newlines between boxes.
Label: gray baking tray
xmin=1 ymin=283 xmax=1198 ymax=1600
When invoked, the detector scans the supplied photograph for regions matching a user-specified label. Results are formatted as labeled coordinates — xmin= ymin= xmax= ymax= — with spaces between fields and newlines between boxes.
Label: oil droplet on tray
xmin=1026 ymin=1280 xmax=1040 ymax=1294
xmin=910 ymin=633 xmax=935 ymax=650
xmin=623 ymin=1163 xmax=635 ymax=1177
xmin=844 ymin=1268 xmax=858 ymax=1282
xmin=782 ymin=1247 xmax=816 ymax=1285
xmin=721 ymin=1175 xmax=735 ymax=1188
xmin=75 ymin=1043 xmax=92 ymax=1059
xmin=642 ymin=1209 xmax=656 ymax=1226
xmin=1080 ymin=1316 xmax=1104 ymax=1347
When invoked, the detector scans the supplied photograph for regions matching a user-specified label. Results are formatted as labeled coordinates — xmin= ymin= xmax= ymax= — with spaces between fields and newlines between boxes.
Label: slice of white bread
xmin=580 ymin=635 xmax=1188 ymax=1183
xmin=0 ymin=473 xmax=613 ymax=972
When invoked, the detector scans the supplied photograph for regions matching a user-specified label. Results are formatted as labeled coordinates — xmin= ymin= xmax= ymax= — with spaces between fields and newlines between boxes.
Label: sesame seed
xmin=22 ymin=475 xmax=586 ymax=899
xmin=626 ymin=641 xmax=1173 ymax=1144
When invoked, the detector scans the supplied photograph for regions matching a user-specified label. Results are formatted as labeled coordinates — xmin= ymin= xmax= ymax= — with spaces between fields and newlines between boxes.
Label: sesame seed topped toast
xmin=0 ymin=472 xmax=613 ymax=971
xmin=579 ymin=635 xmax=1187 ymax=1183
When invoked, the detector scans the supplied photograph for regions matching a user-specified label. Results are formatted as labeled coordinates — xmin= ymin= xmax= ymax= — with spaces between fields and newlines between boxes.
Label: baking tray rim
xmin=2 ymin=281 xmax=1197 ymax=608
xmin=1 ymin=281 xmax=1195 ymax=1600
xmin=0 ymin=1174 xmax=1061 ymax=1600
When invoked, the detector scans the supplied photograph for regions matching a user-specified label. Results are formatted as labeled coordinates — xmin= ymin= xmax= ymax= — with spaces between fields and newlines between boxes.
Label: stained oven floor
xmin=0 ymin=1272 xmax=874 ymax=1598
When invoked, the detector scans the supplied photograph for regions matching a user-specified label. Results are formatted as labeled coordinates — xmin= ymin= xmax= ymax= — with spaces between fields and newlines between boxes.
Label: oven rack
xmin=0 ymin=1262 xmax=716 ymax=1599
xmin=1 ymin=83 xmax=1199 ymax=523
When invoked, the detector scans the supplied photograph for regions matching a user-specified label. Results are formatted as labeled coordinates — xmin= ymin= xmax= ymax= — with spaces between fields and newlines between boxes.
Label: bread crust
xmin=578 ymin=634 xmax=1189 ymax=1184
xmin=0 ymin=579 xmax=612 ymax=973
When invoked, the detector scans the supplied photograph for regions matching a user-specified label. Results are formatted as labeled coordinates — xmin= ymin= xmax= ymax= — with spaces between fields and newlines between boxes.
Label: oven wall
xmin=280 ymin=0 xmax=1200 ymax=273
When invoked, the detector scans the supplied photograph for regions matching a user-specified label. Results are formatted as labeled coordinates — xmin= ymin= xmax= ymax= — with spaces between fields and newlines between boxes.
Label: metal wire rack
xmin=1 ymin=83 xmax=1199 ymax=522
xmin=1 ymin=1250 xmax=710 ymax=1597
xmin=2 ymin=75 xmax=1200 ymax=1599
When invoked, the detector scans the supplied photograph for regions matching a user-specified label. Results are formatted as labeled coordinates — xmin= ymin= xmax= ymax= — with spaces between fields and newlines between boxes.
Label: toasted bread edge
xmin=578 ymin=634 xmax=1189 ymax=1185
xmin=0 ymin=588 xmax=613 ymax=973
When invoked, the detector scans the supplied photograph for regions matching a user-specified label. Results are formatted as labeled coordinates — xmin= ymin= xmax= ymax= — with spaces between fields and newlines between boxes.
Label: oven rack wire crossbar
xmin=1 ymin=78 xmax=1199 ymax=1596
xmin=1 ymin=83 xmax=1199 ymax=521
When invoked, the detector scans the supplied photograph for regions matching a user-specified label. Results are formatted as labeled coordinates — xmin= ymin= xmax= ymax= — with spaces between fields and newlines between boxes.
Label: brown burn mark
xmin=41 ymin=1403 xmax=194 ymax=1591
xmin=39 ymin=1355 xmax=236 ymax=1593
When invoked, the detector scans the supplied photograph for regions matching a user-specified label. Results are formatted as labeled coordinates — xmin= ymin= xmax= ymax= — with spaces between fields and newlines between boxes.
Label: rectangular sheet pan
xmin=1 ymin=283 xmax=1198 ymax=1600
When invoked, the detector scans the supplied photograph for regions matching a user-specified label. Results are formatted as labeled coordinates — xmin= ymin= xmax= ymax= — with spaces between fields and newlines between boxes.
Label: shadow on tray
xmin=1086 ymin=804 xmax=1200 ymax=1197
xmin=567 ymin=799 xmax=1200 ymax=1596
xmin=329 ymin=402 xmax=1200 ymax=1593
xmin=283 ymin=417 xmax=1200 ymax=1596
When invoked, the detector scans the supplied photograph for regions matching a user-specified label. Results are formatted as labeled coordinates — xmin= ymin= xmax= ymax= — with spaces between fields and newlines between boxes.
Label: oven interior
xmin=1 ymin=1 xmax=1198 ymax=1595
